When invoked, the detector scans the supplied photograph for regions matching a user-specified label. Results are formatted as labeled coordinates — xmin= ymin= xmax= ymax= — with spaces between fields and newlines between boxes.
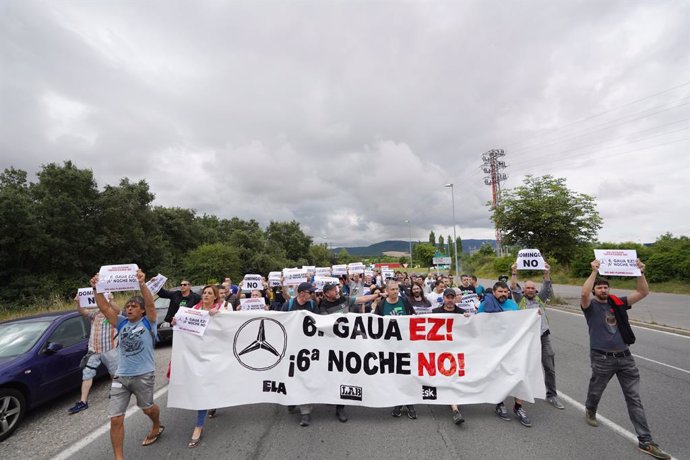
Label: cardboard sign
xmin=268 ymin=272 xmax=282 ymax=287
xmin=77 ymin=288 xmax=96 ymax=308
xmin=314 ymin=276 xmax=340 ymax=292
xmin=458 ymin=293 xmax=480 ymax=311
xmin=348 ymin=263 xmax=365 ymax=275
xmin=239 ymin=297 xmax=267 ymax=311
xmin=364 ymin=269 xmax=374 ymax=277
xmin=516 ymin=249 xmax=546 ymax=270
xmin=173 ymin=307 xmax=210 ymax=337
xmin=594 ymin=249 xmax=641 ymax=276
xmin=145 ymin=273 xmax=168 ymax=294
xmin=332 ymin=264 xmax=348 ymax=276
xmin=283 ymin=269 xmax=308 ymax=286
xmin=302 ymin=266 xmax=316 ymax=273
xmin=96 ymin=264 xmax=139 ymax=293
xmin=315 ymin=267 xmax=332 ymax=277
xmin=241 ymin=274 xmax=263 ymax=291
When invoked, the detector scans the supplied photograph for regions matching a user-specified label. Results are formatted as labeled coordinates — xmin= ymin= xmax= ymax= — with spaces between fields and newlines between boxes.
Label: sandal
xmin=142 ymin=425 xmax=165 ymax=446
xmin=188 ymin=431 xmax=203 ymax=448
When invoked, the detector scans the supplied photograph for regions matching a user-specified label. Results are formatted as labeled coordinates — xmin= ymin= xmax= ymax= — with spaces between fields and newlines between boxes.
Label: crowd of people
xmin=69 ymin=261 xmax=671 ymax=460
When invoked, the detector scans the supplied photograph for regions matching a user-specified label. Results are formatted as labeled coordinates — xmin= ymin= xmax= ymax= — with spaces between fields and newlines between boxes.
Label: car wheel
xmin=0 ymin=388 xmax=25 ymax=442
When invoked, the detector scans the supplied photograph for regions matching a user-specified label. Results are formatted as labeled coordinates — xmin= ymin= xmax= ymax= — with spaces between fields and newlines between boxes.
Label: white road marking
xmin=547 ymin=307 xmax=690 ymax=339
xmin=633 ymin=354 xmax=690 ymax=375
xmin=557 ymin=391 xmax=679 ymax=460
xmin=51 ymin=385 xmax=170 ymax=460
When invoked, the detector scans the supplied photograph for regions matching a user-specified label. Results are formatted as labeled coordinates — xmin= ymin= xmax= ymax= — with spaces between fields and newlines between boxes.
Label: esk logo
xmin=233 ymin=318 xmax=287 ymax=371
xmin=422 ymin=385 xmax=437 ymax=400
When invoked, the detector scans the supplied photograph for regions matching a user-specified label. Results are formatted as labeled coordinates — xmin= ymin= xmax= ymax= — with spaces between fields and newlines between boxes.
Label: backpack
xmin=287 ymin=298 xmax=317 ymax=312
xmin=116 ymin=316 xmax=158 ymax=343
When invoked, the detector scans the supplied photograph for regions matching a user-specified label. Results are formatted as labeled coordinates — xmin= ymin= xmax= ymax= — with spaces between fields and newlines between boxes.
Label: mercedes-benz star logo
xmin=233 ymin=318 xmax=287 ymax=371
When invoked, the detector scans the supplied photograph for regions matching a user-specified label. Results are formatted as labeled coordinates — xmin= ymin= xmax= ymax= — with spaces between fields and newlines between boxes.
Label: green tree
xmin=413 ymin=242 xmax=436 ymax=267
xmin=490 ymin=175 xmax=602 ymax=264
xmin=428 ymin=231 xmax=436 ymax=246
xmin=309 ymin=243 xmax=332 ymax=267
xmin=266 ymin=220 xmax=313 ymax=264
xmin=438 ymin=235 xmax=445 ymax=252
xmin=337 ymin=248 xmax=351 ymax=264
xmin=183 ymin=243 xmax=242 ymax=284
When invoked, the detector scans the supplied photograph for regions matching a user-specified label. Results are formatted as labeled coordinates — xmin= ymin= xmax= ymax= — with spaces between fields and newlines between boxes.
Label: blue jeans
xmin=196 ymin=410 xmax=207 ymax=427
xmin=585 ymin=351 xmax=652 ymax=443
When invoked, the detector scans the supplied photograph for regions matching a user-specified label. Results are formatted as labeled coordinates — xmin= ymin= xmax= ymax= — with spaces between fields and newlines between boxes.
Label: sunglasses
xmin=181 ymin=283 xmax=190 ymax=286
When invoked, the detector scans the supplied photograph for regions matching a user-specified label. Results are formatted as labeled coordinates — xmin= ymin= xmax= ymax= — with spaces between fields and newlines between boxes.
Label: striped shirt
xmin=88 ymin=311 xmax=116 ymax=353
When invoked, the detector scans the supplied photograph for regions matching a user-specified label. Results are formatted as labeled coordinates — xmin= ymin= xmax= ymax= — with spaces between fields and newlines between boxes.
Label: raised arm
xmin=626 ymin=259 xmax=650 ymax=305
xmin=138 ymin=270 xmax=156 ymax=322
xmin=539 ymin=263 xmax=553 ymax=302
xmin=89 ymin=274 xmax=119 ymax=325
xmin=510 ymin=263 xmax=518 ymax=291
xmin=581 ymin=260 xmax=599 ymax=310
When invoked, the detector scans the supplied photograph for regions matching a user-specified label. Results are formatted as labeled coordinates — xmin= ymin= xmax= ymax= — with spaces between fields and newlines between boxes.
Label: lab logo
xmin=422 ymin=385 xmax=437 ymax=400
xmin=340 ymin=385 xmax=362 ymax=401
xmin=233 ymin=318 xmax=287 ymax=371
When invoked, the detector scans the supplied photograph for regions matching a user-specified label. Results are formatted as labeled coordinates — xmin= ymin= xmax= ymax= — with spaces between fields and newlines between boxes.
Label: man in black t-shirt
xmin=581 ymin=259 xmax=670 ymax=460
xmin=159 ymin=280 xmax=201 ymax=323
xmin=432 ymin=288 xmax=469 ymax=425
xmin=457 ymin=274 xmax=476 ymax=296
xmin=317 ymin=282 xmax=382 ymax=422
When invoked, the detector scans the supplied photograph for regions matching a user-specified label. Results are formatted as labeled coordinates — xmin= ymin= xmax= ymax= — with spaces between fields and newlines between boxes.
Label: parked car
xmin=0 ymin=311 xmax=106 ymax=442
xmin=154 ymin=285 xmax=204 ymax=344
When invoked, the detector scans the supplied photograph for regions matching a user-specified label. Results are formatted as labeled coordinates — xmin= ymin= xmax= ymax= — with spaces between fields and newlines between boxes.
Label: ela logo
xmin=422 ymin=385 xmax=437 ymax=400
xmin=340 ymin=385 xmax=363 ymax=401
xmin=262 ymin=380 xmax=287 ymax=395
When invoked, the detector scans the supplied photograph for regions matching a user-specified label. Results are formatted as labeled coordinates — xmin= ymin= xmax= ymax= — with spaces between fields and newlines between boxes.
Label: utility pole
xmin=481 ymin=149 xmax=507 ymax=255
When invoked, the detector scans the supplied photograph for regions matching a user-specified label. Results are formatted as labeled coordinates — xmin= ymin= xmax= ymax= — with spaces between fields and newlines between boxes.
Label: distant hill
xmin=333 ymin=239 xmax=496 ymax=256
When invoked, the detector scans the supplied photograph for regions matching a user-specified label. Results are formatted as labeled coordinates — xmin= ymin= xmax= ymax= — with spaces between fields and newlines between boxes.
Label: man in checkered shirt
xmin=67 ymin=293 xmax=119 ymax=414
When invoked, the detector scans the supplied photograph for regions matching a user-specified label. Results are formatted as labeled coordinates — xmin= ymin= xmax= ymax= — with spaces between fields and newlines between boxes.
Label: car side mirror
xmin=44 ymin=342 xmax=63 ymax=355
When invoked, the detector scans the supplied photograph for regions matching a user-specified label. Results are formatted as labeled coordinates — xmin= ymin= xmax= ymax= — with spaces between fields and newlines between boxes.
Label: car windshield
xmin=0 ymin=321 xmax=51 ymax=358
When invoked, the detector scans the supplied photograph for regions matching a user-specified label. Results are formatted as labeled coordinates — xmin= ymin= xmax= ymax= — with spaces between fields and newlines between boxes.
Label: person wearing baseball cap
xmin=316 ymin=281 xmax=383 ymax=423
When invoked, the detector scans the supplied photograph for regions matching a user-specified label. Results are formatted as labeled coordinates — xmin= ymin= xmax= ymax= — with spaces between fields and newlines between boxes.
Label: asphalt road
xmin=4 ymin=295 xmax=689 ymax=460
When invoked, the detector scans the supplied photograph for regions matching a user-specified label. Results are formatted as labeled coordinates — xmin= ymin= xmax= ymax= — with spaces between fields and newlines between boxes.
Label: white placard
xmin=332 ymin=264 xmax=348 ymax=276
xmin=268 ymin=272 xmax=282 ymax=287
xmin=382 ymin=269 xmax=395 ymax=280
xmin=302 ymin=266 xmax=316 ymax=273
xmin=348 ymin=263 xmax=365 ymax=274
xmin=412 ymin=305 xmax=433 ymax=315
xmin=239 ymin=297 xmax=267 ymax=311
xmin=242 ymin=274 xmax=264 ymax=291
xmin=458 ymin=293 xmax=480 ymax=311
xmin=283 ymin=269 xmax=308 ymax=286
xmin=364 ymin=269 xmax=374 ymax=277
xmin=594 ymin=249 xmax=641 ymax=276
xmin=77 ymin=287 xmax=96 ymax=308
xmin=173 ymin=307 xmax=210 ymax=337
xmin=168 ymin=310 xmax=545 ymax=409
xmin=516 ymin=249 xmax=546 ymax=270
xmin=315 ymin=267 xmax=332 ymax=277
xmin=145 ymin=273 xmax=168 ymax=294
xmin=314 ymin=276 xmax=340 ymax=291
xmin=96 ymin=264 xmax=139 ymax=293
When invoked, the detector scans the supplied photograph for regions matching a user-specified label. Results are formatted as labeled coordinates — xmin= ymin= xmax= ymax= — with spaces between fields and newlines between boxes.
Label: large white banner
xmin=168 ymin=310 xmax=545 ymax=409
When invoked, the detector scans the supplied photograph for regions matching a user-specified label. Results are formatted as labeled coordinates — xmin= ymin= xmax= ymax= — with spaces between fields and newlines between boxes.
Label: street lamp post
xmin=405 ymin=219 xmax=412 ymax=269
xmin=444 ymin=183 xmax=461 ymax=282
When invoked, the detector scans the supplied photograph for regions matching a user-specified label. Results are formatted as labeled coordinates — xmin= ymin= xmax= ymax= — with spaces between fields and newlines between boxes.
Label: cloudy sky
xmin=1 ymin=1 xmax=688 ymax=247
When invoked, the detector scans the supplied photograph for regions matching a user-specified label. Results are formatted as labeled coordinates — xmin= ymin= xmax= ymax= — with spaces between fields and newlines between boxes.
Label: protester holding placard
xmin=510 ymin=263 xmax=564 ymax=410
xmin=409 ymin=281 xmax=433 ymax=314
xmin=159 ymin=279 xmax=201 ymax=324
xmin=458 ymin=275 xmax=476 ymax=296
xmin=432 ymin=288 xmax=470 ymax=425
xmin=580 ymin=260 xmax=670 ymax=460
xmin=471 ymin=275 xmax=485 ymax=300
xmin=67 ymin=292 xmax=119 ymax=415
xmin=373 ymin=280 xmax=417 ymax=420
xmin=172 ymin=284 xmax=221 ymax=447
xmin=90 ymin=270 xmax=163 ymax=458
xmin=477 ymin=281 xmax=533 ymax=428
